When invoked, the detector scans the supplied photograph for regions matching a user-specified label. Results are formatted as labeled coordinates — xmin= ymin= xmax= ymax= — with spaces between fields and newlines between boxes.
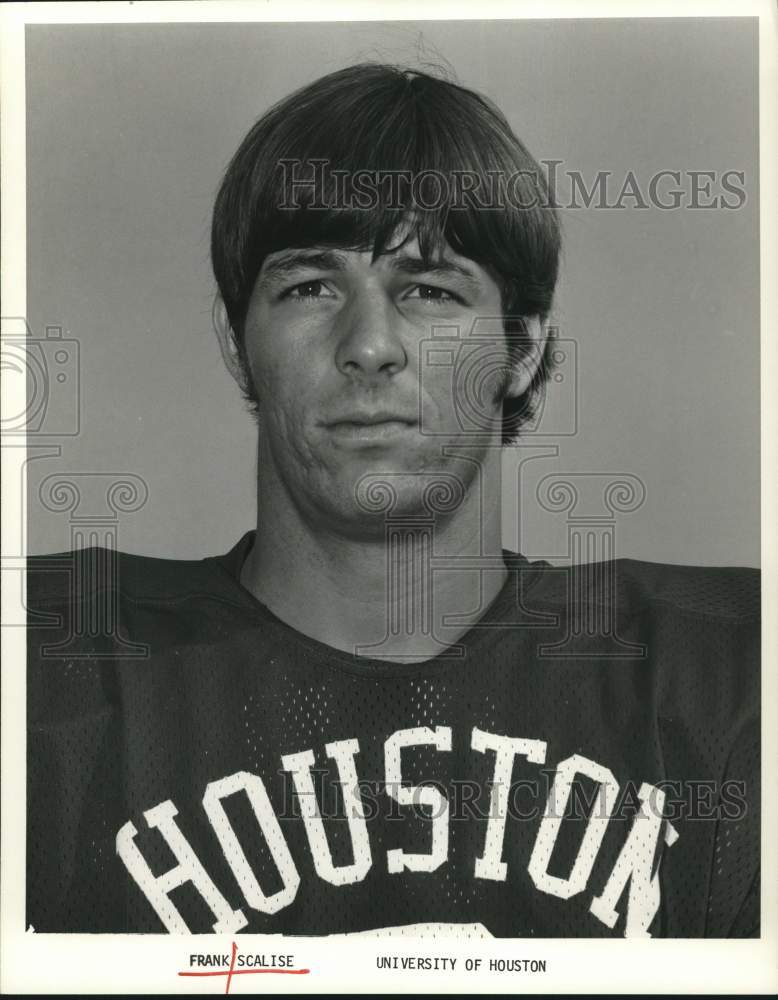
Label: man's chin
xmin=301 ymin=445 xmax=481 ymax=536
xmin=308 ymin=466 xmax=465 ymax=539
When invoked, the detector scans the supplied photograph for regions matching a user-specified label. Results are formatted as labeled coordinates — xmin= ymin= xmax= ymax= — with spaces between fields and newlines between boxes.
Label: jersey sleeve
xmin=648 ymin=562 xmax=760 ymax=938
xmin=26 ymin=551 xmax=121 ymax=931
xmin=704 ymin=714 xmax=760 ymax=937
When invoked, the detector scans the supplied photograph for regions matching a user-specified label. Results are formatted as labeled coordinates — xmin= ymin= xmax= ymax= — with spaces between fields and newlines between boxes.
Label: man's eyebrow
xmin=388 ymin=254 xmax=483 ymax=288
xmin=257 ymin=248 xmax=485 ymax=291
xmin=258 ymin=249 xmax=350 ymax=285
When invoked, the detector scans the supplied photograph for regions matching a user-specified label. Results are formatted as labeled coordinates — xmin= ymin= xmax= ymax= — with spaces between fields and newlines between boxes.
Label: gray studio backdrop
xmin=24 ymin=18 xmax=760 ymax=566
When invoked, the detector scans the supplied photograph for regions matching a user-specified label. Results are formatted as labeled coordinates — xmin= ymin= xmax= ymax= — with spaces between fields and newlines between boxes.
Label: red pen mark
xmin=225 ymin=940 xmax=237 ymax=995
xmin=178 ymin=941 xmax=311 ymax=994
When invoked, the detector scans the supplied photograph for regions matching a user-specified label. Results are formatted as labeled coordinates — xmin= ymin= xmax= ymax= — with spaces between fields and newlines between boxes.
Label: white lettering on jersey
xmin=281 ymin=738 xmax=372 ymax=887
xmin=528 ymin=753 xmax=619 ymax=900
xmin=202 ymin=770 xmax=300 ymax=915
xmin=117 ymin=728 xmax=681 ymax=937
xmin=116 ymin=800 xmax=247 ymax=933
xmin=338 ymin=921 xmax=494 ymax=938
xmin=589 ymin=782 xmax=679 ymax=937
xmin=471 ymin=727 xmax=547 ymax=881
xmin=385 ymin=726 xmax=452 ymax=874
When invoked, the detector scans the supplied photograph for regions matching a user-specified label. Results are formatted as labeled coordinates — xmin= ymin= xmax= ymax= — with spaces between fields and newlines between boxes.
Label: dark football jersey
xmin=26 ymin=532 xmax=760 ymax=937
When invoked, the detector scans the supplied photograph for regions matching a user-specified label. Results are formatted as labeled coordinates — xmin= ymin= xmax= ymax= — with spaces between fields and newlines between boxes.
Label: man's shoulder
xmin=607 ymin=557 xmax=759 ymax=622
xmin=25 ymin=537 xmax=247 ymax=612
xmin=524 ymin=555 xmax=760 ymax=624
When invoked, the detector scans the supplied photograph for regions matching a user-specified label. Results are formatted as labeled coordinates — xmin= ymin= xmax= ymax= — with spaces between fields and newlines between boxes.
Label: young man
xmin=27 ymin=64 xmax=759 ymax=938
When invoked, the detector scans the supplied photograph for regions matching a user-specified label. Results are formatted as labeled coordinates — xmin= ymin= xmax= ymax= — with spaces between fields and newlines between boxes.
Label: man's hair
xmin=211 ymin=63 xmax=561 ymax=443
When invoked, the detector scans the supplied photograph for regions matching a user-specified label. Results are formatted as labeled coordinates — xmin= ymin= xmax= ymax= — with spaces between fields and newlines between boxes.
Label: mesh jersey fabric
xmin=26 ymin=532 xmax=760 ymax=937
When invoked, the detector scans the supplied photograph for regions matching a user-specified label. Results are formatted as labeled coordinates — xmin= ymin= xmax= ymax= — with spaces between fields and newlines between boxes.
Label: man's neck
xmin=241 ymin=459 xmax=508 ymax=664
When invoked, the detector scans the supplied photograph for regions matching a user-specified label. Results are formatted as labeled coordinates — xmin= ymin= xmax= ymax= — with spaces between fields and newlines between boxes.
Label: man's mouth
xmin=324 ymin=411 xmax=419 ymax=444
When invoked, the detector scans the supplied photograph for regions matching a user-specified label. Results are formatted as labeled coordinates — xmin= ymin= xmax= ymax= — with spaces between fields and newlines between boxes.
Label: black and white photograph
xmin=1 ymin=1 xmax=776 ymax=994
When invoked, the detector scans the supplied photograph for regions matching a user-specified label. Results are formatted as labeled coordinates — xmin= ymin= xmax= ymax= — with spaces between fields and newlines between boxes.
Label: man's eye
xmin=282 ymin=280 xmax=333 ymax=300
xmin=406 ymin=284 xmax=463 ymax=304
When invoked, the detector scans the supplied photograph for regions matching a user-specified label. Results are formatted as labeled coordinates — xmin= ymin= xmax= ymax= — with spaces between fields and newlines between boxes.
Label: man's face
xmin=235 ymin=235 xmax=526 ymax=536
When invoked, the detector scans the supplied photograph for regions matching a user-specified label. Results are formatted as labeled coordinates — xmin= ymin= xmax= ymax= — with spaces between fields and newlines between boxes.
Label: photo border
xmin=2 ymin=1 xmax=776 ymax=993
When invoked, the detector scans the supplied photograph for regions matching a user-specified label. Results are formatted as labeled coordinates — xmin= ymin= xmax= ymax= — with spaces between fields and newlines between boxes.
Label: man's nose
xmin=334 ymin=290 xmax=407 ymax=381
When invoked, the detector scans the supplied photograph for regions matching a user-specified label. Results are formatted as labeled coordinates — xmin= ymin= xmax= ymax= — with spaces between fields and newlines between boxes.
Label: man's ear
xmin=212 ymin=295 xmax=248 ymax=390
xmin=505 ymin=316 xmax=546 ymax=398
